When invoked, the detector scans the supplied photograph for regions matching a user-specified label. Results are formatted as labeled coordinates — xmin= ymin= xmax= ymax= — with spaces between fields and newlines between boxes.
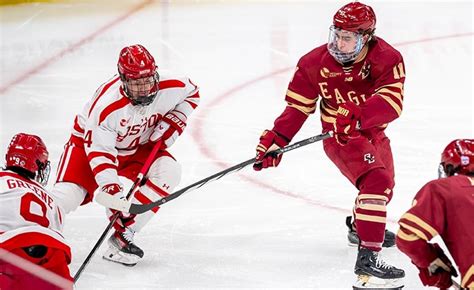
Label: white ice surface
xmin=0 ymin=1 xmax=472 ymax=289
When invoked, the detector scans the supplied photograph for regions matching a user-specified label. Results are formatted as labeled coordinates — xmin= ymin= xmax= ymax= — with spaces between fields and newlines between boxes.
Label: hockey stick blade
xmin=128 ymin=131 xmax=333 ymax=214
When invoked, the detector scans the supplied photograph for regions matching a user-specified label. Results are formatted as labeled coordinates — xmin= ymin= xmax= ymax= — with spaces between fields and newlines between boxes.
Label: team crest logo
xmin=364 ymin=153 xmax=375 ymax=164
xmin=358 ymin=61 xmax=371 ymax=80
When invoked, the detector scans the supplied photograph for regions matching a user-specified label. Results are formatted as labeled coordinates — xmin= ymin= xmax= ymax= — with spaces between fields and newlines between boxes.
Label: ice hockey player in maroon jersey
xmin=50 ymin=44 xmax=200 ymax=266
xmin=0 ymin=133 xmax=72 ymax=289
xmin=254 ymin=2 xmax=405 ymax=288
xmin=397 ymin=139 xmax=474 ymax=289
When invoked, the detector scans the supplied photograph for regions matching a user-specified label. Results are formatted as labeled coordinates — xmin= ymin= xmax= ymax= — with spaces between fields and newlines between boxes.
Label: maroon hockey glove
xmin=417 ymin=243 xmax=458 ymax=289
xmin=333 ymin=102 xmax=361 ymax=145
xmin=253 ymin=130 xmax=289 ymax=171
xmin=151 ymin=111 xmax=186 ymax=148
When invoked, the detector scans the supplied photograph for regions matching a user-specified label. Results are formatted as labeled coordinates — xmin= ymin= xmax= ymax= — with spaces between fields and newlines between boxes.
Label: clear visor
xmin=327 ymin=25 xmax=364 ymax=64
xmin=123 ymin=73 xmax=159 ymax=106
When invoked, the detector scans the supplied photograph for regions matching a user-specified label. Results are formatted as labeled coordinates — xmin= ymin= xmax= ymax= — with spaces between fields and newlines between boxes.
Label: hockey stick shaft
xmin=129 ymin=131 xmax=333 ymax=214
xmin=451 ymin=279 xmax=461 ymax=289
xmin=73 ymin=140 xmax=163 ymax=283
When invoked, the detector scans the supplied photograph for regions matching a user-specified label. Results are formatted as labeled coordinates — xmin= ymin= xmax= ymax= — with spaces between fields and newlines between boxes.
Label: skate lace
xmin=121 ymin=228 xmax=135 ymax=244
xmin=374 ymin=253 xmax=393 ymax=270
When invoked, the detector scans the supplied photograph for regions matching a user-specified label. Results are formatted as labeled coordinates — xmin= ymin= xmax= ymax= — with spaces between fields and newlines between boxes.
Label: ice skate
xmin=103 ymin=227 xmax=144 ymax=266
xmin=346 ymin=216 xmax=395 ymax=248
xmin=352 ymin=247 xmax=404 ymax=290
xmin=353 ymin=274 xmax=404 ymax=290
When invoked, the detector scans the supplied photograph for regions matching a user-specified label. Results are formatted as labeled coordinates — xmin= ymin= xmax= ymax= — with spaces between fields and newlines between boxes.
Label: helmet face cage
xmin=328 ymin=25 xmax=365 ymax=64
xmin=118 ymin=44 xmax=159 ymax=106
xmin=121 ymin=71 xmax=159 ymax=106
xmin=36 ymin=160 xmax=51 ymax=186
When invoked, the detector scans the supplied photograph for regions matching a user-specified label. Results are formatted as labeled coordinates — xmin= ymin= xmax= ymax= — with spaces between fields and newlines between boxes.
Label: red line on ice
xmin=191 ymin=32 xmax=473 ymax=222
xmin=0 ymin=0 xmax=153 ymax=95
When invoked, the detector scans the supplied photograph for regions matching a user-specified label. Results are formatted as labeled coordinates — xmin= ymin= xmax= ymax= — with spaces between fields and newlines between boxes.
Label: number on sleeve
xmin=84 ymin=130 xmax=93 ymax=147
xmin=393 ymin=62 xmax=405 ymax=79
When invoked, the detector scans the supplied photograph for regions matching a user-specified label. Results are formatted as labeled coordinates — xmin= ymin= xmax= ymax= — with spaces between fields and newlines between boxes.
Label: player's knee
xmin=148 ymin=156 xmax=181 ymax=191
xmin=358 ymin=168 xmax=394 ymax=203
xmin=50 ymin=182 xmax=87 ymax=214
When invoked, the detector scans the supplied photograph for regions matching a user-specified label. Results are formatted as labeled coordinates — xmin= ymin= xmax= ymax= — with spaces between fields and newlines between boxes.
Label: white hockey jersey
xmin=69 ymin=73 xmax=200 ymax=188
xmin=0 ymin=170 xmax=68 ymax=251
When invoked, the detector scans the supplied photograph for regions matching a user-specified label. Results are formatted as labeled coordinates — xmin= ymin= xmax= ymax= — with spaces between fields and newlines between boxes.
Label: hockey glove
xmin=100 ymin=183 xmax=123 ymax=196
xmin=150 ymin=111 xmax=186 ymax=148
xmin=107 ymin=208 xmax=136 ymax=232
xmin=100 ymin=183 xmax=136 ymax=232
xmin=253 ymin=130 xmax=289 ymax=171
xmin=334 ymin=102 xmax=361 ymax=145
xmin=417 ymin=243 xmax=458 ymax=288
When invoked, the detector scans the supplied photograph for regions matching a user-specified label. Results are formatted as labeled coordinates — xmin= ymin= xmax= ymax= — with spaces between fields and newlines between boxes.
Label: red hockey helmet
xmin=440 ymin=139 xmax=474 ymax=176
xmin=5 ymin=133 xmax=50 ymax=185
xmin=118 ymin=44 xmax=159 ymax=106
xmin=333 ymin=2 xmax=376 ymax=34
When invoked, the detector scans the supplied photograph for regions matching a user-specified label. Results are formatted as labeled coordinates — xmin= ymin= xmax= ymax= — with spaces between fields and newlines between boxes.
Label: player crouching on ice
xmin=50 ymin=44 xmax=199 ymax=266
xmin=397 ymin=139 xmax=474 ymax=289
xmin=0 ymin=133 xmax=73 ymax=289
xmin=253 ymin=2 xmax=405 ymax=289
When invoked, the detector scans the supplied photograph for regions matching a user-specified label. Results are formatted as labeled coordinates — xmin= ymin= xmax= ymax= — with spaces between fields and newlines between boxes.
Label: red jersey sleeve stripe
xmin=98 ymin=97 xmax=130 ymax=125
xmin=134 ymin=191 xmax=159 ymax=213
xmin=88 ymin=76 xmax=120 ymax=117
xmin=87 ymin=151 xmax=116 ymax=163
xmin=187 ymin=91 xmax=200 ymax=99
xmin=92 ymin=163 xmax=117 ymax=176
xmin=158 ymin=80 xmax=185 ymax=90
xmin=73 ymin=116 xmax=85 ymax=134
xmin=184 ymin=99 xmax=198 ymax=109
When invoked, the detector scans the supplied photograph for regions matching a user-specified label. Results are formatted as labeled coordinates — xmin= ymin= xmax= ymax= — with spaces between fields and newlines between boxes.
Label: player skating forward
xmin=397 ymin=139 xmax=474 ymax=289
xmin=51 ymin=44 xmax=199 ymax=266
xmin=253 ymin=2 xmax=405 ymax=288
xmin=0 ymin=133 xmax=72 ymax=289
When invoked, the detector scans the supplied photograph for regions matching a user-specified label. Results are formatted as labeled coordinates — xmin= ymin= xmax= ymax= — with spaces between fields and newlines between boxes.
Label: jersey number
xmin=20 ymin=192 xmax=50 ymax=227
xmin=393 ymin=63 xmax=405 ymax=79
xmin=84 ymin=130 xmax=93 ymax=147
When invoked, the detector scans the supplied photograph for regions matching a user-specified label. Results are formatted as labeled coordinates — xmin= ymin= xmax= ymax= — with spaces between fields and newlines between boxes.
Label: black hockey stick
xmin=128 ymin=131 xmax=333 ymax=214
xmin=73 ymin=139 xmax=163 ymax=283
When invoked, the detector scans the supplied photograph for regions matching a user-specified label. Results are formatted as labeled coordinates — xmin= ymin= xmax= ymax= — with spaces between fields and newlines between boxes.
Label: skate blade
xmin=102 ymin=247 xmax=140 ymax=267
xmin=353 ymin=275 xmax=404 ymax=290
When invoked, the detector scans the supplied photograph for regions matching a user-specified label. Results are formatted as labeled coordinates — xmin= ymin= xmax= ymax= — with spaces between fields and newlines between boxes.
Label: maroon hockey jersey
xmin=273 ymin=37 xmax=405 ymax=141
xmin=397 ymin=175 xmax=474 ymax=288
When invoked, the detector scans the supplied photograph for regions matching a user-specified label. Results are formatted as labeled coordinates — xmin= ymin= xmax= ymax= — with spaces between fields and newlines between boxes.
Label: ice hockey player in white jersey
xmin=50 ymin=44 xmax=199 ymax=266
xmin=0 ymin=133 xmax=72 ymax=288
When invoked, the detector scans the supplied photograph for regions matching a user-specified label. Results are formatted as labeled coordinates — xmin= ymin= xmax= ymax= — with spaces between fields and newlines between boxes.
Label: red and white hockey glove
xmin=417 ymin=243 xmax=458 ymax=289
xmin=107 ymin=208 xmax=136 ymax=232
xmin=150 ymin=111 xmax=186 ymax=148
xmin=100 ymin=183 xmax=123 ymax=196
xmin=100 ymin=183 xmax=136 ymax=232
xmin=253 ymin=130 xmax=289 ymax=171
xmin=333 ymin=102 xmax=361 ymax=145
